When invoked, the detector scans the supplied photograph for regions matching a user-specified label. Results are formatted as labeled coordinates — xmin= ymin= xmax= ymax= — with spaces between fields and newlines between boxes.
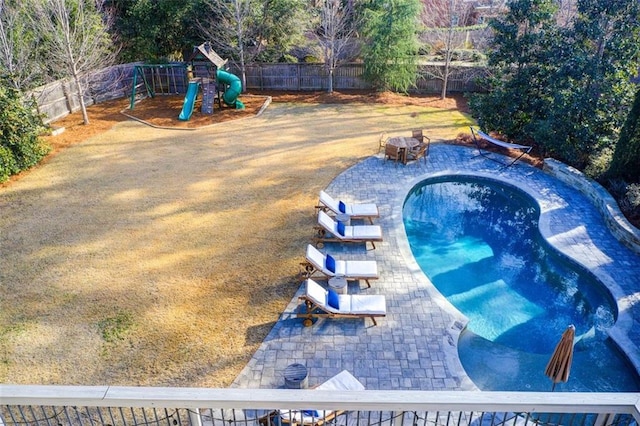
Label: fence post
xmin=189 ymin=408 xmax=203 ymax=426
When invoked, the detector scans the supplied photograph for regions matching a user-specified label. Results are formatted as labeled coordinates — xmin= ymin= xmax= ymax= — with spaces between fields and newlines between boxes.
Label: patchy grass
xmin=97 ymin=312 xmax=134 ymax=343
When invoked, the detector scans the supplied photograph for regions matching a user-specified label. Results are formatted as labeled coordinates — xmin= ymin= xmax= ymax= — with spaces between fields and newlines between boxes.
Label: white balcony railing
xmin=1 ymin=385 xmax=639 ymax=426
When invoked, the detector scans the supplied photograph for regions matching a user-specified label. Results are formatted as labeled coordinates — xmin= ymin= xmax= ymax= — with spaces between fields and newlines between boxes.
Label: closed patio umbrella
xmin=545 ymin=324 xmax=576 ymax=391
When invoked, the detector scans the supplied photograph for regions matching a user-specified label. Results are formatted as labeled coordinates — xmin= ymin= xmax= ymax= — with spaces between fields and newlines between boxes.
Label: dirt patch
xmin=123 ymin=94 xmax=271 ymax=129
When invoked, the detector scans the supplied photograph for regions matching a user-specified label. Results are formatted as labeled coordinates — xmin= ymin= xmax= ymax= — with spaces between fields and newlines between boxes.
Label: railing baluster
xmin=38 ymin=405 xmax=51 ymax=426
xmin=61 ymin=405 xmax=73 ymax=425
xmin=116 ymin=406 xmax=127 ymax=425
xmin=15 ymin=406 xmax=28 ymax=425
xmin=130 ymin=406 xmax=138 ymax=425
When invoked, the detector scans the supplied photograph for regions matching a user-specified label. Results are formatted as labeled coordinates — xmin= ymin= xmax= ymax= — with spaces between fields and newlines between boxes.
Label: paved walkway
xmin=231 ymin=143 xmax=640 ymax=391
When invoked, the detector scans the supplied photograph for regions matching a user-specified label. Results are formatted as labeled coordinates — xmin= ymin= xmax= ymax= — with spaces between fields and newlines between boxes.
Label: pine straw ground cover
xmin=1 ymin=91 xmax=480 ymax=387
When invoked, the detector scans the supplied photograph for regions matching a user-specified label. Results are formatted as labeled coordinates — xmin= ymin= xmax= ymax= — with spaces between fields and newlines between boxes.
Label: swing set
xmin=129 ymin=63 xmax=187 ymax=109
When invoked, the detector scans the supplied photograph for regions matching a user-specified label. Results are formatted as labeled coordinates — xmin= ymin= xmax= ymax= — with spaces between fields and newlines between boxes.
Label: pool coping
xmin=543 ymin=158 xmax=640 ymax=255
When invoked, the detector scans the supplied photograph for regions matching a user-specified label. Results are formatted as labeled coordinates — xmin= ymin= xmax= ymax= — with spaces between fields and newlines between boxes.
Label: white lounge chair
xmin=317 ymin=190 xmax=379 ymax=224
xmin=297 ymin=278 xmax=386 ymax=327
xmin=300 ymin=244 xmax=378 ymax=287
xmin=259 ymin=370 xmax=365 ymax=426
xmin=313 ymin=210 xmax=382 ymax=250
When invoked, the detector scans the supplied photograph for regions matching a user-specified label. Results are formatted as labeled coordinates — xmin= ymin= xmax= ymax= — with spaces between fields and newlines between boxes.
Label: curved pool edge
xmin=393 ymin=168 xmax=640 ymax=384
xmin=543 ymin=158 xmax=640 ymax=256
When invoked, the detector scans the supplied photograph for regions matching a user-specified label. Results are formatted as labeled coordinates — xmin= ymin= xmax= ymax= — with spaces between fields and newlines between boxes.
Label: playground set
xmin=129 ymin=42 xmax=245 ymax=121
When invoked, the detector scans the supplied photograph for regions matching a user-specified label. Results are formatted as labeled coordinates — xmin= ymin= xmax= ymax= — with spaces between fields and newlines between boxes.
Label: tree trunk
xmin=237 ymin=16 xmax=247 ymax=93
xmin=73 ymin=73 xmax=90 ymax=125
xmin=441 ymin=61 xmax=449 ymax=100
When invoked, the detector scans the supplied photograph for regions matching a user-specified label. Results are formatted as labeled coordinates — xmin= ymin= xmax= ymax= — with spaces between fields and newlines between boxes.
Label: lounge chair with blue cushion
xmin=300 ymin=244 xmax=378 ymax=287
xmin=297 ymin=278 xmax=386 ymax=327
xmin=259 ymin=370 xmax=366 ymax=426
xmin=313 ymin=210 xmax=382 ymax=250
xmin=317 ymin=190 xmax=379 ymax=224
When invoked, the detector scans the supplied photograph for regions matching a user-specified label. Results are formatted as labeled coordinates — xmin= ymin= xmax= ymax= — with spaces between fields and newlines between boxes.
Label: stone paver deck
xmin=231 ymin=143 xmax=640 ymax=391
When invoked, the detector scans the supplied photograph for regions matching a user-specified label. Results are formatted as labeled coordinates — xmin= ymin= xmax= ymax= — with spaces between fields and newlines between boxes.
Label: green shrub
xmin=608 ymin=179 xmax=640 ymax=225
xmin=584 ymin=146 xmax=613 ymax=180
xmin=279 ymin=53 xmax=298 ymax=63
xmin=0 ymin=145 xmax=17 ymax=182
xmin=0 ymin=82 xmax=50 ymax=182
xmin=608 ymin=88 xmax=640 ymax=182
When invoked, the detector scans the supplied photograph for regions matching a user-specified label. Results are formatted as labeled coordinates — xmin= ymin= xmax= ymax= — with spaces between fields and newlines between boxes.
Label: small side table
xmin=335 ymin=213 xmax=351 ymax=226
xmin=284 ymin=363 xmax=308 ymax=389
xmin=328 ymin=276 xmax=348 ymax=294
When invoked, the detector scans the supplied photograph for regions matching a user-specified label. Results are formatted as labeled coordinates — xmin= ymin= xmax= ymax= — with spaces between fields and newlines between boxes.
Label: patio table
xmin=386 ymin=137 xmax=420 ymax=164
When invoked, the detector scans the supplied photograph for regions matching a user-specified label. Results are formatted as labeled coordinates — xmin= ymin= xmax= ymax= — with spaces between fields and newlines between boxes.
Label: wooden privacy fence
xmin=229 ymin=62 xmax=485 ymax=92
xmin=32 ymin=62 xmax=486 ymax=123
xmin=32 ymin=63 xmax=141 ymax=124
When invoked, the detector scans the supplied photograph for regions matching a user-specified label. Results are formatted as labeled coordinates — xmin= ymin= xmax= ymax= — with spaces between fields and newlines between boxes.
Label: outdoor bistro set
xmin=382 ymin=129 xmax=430 ymax=165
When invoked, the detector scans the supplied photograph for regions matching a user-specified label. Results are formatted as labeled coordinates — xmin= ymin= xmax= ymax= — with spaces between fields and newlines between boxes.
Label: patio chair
xmin=259 ymin=370 xmax=366 ymax=426
xmin=384 ymin=143 xmax=401 ymax=165
xmin=406 ymin=142 xmax=429 ymax=165
xmin=411 ymin=129 xmax=431 ymax=155
xmin=297 ymin=278 xmax=386 ymax=327
xmin=412 ymin=129 xmax=431 ymax=143
xmin=316 ymin=190 xmax=379 ymax=224
xmin=378 ymin=132 xmax=388 ymax=153
xmin=299 ymin=244 xmax=378 ymax=287
xmin=313 ymin=210 xmax=383 ymax=250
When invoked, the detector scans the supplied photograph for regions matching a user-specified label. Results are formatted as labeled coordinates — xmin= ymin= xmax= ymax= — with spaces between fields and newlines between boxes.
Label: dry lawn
xmin=0 ymin=91 xmax=476 ymax=387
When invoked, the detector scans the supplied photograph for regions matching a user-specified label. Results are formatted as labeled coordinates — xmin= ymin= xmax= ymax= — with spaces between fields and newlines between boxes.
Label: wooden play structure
xmin=186 ymin=42 xmax=228 ymax=114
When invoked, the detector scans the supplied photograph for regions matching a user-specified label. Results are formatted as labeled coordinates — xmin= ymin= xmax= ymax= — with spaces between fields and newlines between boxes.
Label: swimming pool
xmin=403 ymin=175 xmax=640 ymax=392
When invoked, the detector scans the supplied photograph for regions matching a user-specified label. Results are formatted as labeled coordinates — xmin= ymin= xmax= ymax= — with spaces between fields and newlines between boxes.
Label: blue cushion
xmin=337 ymin=222 xmax=345 ymax=236
xmin=303 ymin=410 xmax=319 ymax=417
xmin=325 ymin=254 xmax=336 ymax=273
xmin=327 ymin=289 xmax=339 ymax=309
xmin=338 ymin=200 xmax=346 ymax=213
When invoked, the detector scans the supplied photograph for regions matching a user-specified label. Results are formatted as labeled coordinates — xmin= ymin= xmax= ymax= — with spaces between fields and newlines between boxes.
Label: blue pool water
xmin=403 ymin=176 xmax=640 ymax=392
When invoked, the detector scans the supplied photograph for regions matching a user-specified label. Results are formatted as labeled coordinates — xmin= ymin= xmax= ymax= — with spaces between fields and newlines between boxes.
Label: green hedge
xmin=609 ymin=88 xmax=640 ymax=183
xmin=0 ymin=82 xmax=50 ymax=182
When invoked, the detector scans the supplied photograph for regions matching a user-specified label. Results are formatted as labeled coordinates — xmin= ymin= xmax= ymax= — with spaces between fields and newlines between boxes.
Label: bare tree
xmin=198 ymin=0 xmax=254 ymax=92
xmin=31 ymin=0 xmax=117 ymax=125
xmin=421 ymin=0 xmax=477 ymax=99
xmin=312 ymin=0 xmax=359 ymax=93
xmin=0 ymin=0 xmax=42 ymax=90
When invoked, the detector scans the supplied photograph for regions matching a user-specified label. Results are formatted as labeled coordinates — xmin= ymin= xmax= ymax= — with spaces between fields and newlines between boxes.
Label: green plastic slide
xmin=179 ymin=81 xmax=200 ymax=120
xmin=216 ymin=70 xmax=245 ymax=109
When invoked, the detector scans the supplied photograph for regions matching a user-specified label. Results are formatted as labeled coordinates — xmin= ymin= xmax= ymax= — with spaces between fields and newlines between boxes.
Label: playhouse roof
xmin=188 ymin=42 xmax=227 ymax=69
